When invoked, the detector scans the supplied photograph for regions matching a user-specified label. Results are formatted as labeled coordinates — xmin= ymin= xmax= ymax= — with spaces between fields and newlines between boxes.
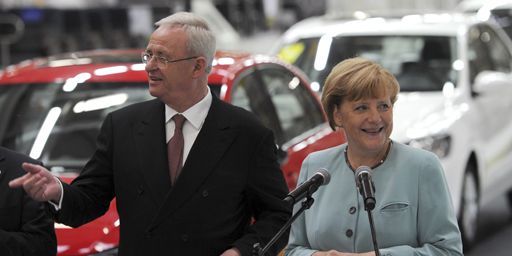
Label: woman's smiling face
xmin=334 ymin=94 xmax=393 ymax=155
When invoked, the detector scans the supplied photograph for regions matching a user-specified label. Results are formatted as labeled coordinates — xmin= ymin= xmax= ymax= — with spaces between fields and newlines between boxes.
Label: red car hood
xmin=55 ymin=176 xmax=119 ymax=255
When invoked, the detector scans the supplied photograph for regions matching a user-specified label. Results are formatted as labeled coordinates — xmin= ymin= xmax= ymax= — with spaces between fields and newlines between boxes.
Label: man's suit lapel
xmin=133 ymin=99 xmax=171 ymax=206
xmin=148 ymin=96 xmax=238 ymax=230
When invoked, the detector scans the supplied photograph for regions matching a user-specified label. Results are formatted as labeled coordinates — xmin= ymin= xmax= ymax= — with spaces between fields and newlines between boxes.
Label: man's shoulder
xmin=113 ymin=98 xmax=161 ymax=114
xmin=106 ymin=98 xmax=162 ymax=122
xmin=214 ymin=99 xmax=264 ymax=128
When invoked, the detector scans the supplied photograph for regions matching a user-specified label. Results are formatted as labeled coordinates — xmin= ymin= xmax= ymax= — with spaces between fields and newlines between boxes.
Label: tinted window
xmin=230 ymin=64 xmax=323 ymax=145
xmin=278 ymin=38 xmax=320 ymax=81
xmin=258 ymin=66 xmax=323 ymax=143
xmin=468 ymin=24 xmax=512 ymax=83
xmin=280 ymin=36 xmax=457 ymax=92
xmin=491 ymin=8 xmax=512 ymax=40
xmin=0 ymin=82 xmax=152 ymax=174
xmin=230 ymin=67 xmax=284 ymax=143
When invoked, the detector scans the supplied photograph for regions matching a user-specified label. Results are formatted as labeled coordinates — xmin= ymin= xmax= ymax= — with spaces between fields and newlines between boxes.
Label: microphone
xmin=284 ymin=169 xmax=330 ymax=205
xmin=355 ymin=166 xmax=376 ymax=210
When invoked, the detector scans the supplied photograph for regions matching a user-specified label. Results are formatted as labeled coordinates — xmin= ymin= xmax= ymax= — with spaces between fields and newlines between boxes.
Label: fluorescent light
xmin=73 ymin=94 xmax=128 ymax=113
xmin=94 ymin=66 xmax=128 ymax=76
xmin=30 ymin=107 xmax=62 ymax=159
xmin=314 ymin=35 xmax=333 ymax=71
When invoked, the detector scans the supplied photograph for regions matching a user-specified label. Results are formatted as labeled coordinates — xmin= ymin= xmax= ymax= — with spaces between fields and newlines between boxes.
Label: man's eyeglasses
xmin=141 ymin=53 xmax=198 ymax=67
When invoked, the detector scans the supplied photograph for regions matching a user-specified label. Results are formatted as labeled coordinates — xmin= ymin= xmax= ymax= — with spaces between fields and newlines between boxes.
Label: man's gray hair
xmin=155 ymin=12 xmax=216 ymax=73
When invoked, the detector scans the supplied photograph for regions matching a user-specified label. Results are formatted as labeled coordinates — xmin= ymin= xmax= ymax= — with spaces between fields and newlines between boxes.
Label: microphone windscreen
xmin=354 ymin=165 xmax=371 ymax=187
xmin=316 ymin=168 xmax=331 ymax=185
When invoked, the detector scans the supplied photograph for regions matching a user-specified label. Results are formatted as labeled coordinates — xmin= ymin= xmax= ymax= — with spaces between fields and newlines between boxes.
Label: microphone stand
xmin=364 ymin=202 xmax=380 ymax=256
xmin=253 ymin=194 xmax=315 ymax=256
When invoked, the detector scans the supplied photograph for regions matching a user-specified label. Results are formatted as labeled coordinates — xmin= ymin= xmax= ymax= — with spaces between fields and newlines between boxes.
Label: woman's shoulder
xmin=391 ymin=142 xmax=444 ymax=175
xmin=393 ymin=141 xmax=439 ymax=162
xmin=307 ymin=144 xmax=346 ymax=162
xmin=302 ymin=144 xmax=347 ymax=174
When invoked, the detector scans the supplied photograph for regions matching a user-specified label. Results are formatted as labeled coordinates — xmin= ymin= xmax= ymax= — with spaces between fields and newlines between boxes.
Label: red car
xmin=0 ymin=49 xmax=344 ymax=255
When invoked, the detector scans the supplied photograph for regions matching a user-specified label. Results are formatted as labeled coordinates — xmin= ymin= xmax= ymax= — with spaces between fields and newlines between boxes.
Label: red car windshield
xmin=0 ymin=82 xmax=152 ymax=174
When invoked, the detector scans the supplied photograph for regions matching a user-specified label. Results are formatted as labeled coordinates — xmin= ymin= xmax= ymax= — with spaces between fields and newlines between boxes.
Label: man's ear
xmin=192 ymin=57 xmax=207 ymax=77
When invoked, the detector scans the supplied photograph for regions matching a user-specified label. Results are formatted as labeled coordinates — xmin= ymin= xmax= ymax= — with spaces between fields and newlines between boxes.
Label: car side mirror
xmin=473 ymin=70 xmax=511 ymax=95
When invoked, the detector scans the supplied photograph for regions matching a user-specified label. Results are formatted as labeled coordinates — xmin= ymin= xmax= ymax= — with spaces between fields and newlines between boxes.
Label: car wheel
xmin=458 ymin=166 xmax=479 ymax=250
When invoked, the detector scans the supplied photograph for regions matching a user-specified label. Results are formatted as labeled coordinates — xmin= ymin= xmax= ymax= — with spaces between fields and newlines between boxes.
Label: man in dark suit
xmin=0 ymin=146 xmax=56 ymax=256
xmin=10 ymin=12 xmax=290 ymax=256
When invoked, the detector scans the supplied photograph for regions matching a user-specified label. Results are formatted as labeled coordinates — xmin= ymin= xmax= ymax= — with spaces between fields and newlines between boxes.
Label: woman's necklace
xmin=344 ymin=140 xmax=393 ymax=172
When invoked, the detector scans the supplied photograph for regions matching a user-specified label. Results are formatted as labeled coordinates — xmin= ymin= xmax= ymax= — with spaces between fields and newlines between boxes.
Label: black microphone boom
xmin=355 ymin=166 xmax=376 ymax=210
xmin=284 ymin=169 xmax=330 ymax=205
xmin=355 ymin=166 xmax=381 ymax=255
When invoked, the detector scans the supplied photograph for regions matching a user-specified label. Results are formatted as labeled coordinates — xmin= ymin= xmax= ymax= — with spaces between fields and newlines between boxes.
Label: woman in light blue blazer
xmin=285 ymin=57 xmax=463 ymax=256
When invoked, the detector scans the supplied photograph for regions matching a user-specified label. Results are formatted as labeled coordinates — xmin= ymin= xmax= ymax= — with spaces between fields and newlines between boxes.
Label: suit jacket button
xmin=137 ymin=186 xmax=144 ymax=196
xmin=202 ymin=190 xmax=209 ymax=197
xmin=346 ymin=229 xmax=353 ymax=238
xmin=349 ymin=206 xmax=356 ymax=214
xmin=181 ymin=234 xmax=189 ymax=242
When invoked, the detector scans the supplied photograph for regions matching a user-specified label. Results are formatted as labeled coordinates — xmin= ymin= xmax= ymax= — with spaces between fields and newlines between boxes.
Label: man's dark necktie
xmin=168 ymin=114 xmax=185 ymax=184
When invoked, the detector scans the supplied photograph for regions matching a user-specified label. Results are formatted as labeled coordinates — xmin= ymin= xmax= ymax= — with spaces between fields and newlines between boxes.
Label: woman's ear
xmin=333 ymin=105 xmax=343 ymax=128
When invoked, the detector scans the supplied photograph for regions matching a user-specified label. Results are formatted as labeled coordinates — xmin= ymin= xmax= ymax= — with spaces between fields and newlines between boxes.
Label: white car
xmin=275 ymin=12 xmax=512 ymax=249
xmin=457 ymin=0 xmax=512 ymax=40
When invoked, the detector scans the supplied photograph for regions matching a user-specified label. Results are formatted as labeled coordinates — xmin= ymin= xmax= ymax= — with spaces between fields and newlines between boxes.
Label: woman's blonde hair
xmin=321 ymin=57 xmax=400 ymax=130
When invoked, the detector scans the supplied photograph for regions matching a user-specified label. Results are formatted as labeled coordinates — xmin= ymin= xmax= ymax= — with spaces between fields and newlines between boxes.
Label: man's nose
xmin=145 ymin=57 xmax=158 ymax=71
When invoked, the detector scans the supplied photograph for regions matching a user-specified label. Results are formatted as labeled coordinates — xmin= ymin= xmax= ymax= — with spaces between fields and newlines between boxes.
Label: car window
xmin=258 ymin=66 xmax=323 ymax=143
xmin=230 ymin=64 xmax=323 ymax=146
xmin=0 ymin=86 xmax=22 ymax=141
xmin=468 ymin=24 xmax=512 ymax=83
xmin=279 ymin=35 xmax=457 ymax=92
xmin=491 ymin=8 xmax=512 ymax=40
xmin=0 ymin=87 xmax=10 ymax=107
xmin=278 ymin=38 xmax=320 ymax=82
xmin=230 ymin=67 xmax=284 ymax=144
xmin=0 ymin=82 xmax=152 ymax=174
